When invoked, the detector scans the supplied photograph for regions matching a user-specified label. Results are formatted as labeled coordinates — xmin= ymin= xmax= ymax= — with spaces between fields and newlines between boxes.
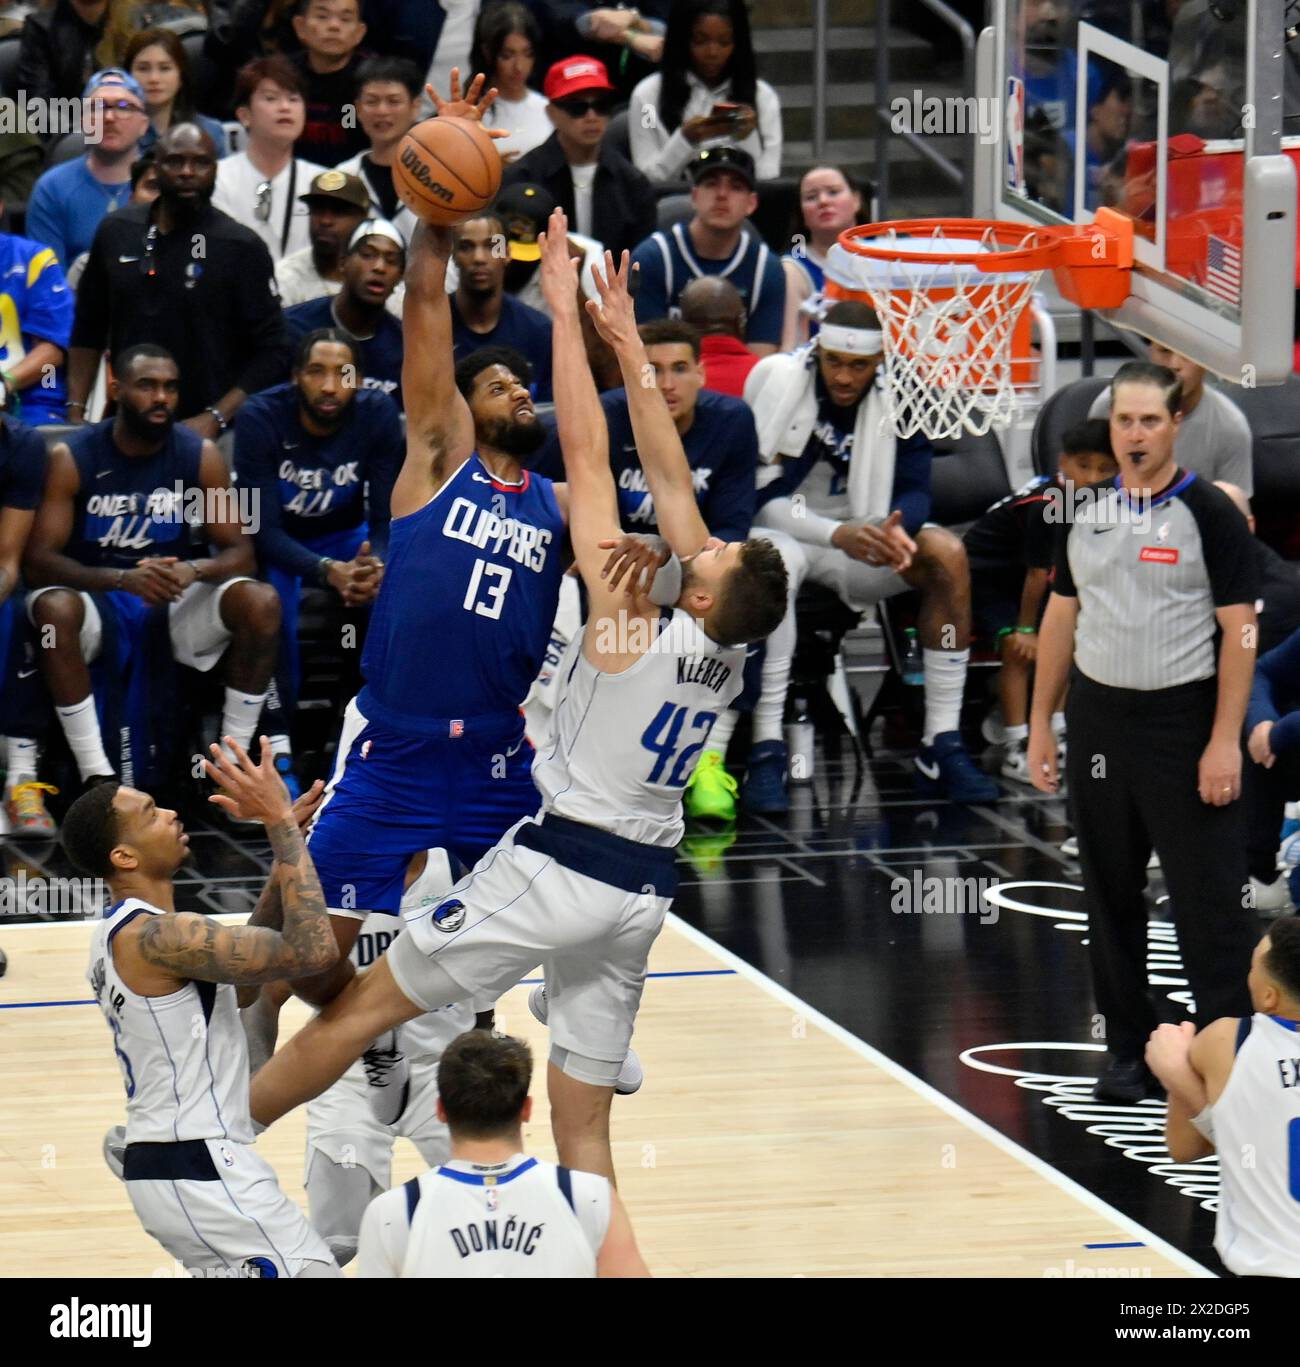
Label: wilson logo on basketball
xmin=398 ymin=145 xmax=454 ymax=203
xmin=1139 ymin=546 xmax=1179 ymax=565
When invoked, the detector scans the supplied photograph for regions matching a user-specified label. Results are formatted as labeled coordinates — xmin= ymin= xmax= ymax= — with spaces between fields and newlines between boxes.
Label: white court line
xmin=664 ymin=910 xmax=1216 ymax=1280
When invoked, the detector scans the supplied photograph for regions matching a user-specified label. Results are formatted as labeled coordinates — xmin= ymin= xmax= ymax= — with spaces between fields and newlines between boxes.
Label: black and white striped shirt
xmin=1052 ymin=469 xmax=1258 ymax=691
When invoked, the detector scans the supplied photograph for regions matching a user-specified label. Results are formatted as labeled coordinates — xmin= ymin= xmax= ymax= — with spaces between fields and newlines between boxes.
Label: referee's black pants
xmin=1066 ymin=672 xmax=1256 ymax=1062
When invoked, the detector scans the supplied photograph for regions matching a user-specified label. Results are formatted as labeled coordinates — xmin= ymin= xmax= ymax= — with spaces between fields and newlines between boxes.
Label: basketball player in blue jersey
xmin=1145 ymin=919 xmax=1300 ymax=1277
xmin=21 ymin=344 xmax=283 ymax=801
xmin=236 ymin=74 xmax=571 ymax=1091
xmin=245 ymin=213 xmax=788 ymax=1184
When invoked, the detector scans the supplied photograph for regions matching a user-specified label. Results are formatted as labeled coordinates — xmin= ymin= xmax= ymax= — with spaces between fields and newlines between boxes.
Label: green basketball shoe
xmin=685 ymin=750 xmax=738 ymax=822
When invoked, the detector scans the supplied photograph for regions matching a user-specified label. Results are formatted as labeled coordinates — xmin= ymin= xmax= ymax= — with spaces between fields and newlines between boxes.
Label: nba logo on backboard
xmin=449 ymin=720 xmax=464 ymax=738
xmin=1005 ymin=77 xmax=1024 ymax=193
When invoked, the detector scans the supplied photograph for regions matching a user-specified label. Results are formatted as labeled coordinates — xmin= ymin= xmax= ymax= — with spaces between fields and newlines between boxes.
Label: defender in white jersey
xmin=68 ymin=738 xmax=342 ymax=1278
xmin=248 ymin=215 xmax=787 ymax=1185
xmin=357 ymin=1031 xmax=648 ymax=1277
xmin=305 ymin=853 xmax=476 ymax=1265
xmin=1146 ymin=921 xmax=1300 ymax=1277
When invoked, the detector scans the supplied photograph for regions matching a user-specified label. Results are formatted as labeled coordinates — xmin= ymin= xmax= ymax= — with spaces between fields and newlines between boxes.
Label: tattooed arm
xmin=241 ymin=777 xmax=327 ymax=937
xmin=131 ymin=818 xmax=337 ymax=986
xmin=119 ymin=742 xmax=338 ymax=990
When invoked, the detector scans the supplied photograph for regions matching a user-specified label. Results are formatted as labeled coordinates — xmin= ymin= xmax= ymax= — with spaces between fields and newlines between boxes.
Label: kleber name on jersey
xmin=677 ymin=654 xmax=733 ymax=695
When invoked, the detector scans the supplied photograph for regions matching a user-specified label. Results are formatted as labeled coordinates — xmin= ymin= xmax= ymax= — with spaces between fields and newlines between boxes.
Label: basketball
xmin=393 ymin=115 xmax=503 ymax=227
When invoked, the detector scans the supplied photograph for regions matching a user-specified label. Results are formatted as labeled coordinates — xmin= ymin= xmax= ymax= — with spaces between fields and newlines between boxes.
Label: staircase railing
xmin=867 ymin=0 xmax=977 ymax=218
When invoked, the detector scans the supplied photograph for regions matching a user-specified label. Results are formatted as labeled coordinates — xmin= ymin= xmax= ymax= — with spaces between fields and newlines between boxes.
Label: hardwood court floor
xmin=0 ymin=913 xmax=1202 ymax=1278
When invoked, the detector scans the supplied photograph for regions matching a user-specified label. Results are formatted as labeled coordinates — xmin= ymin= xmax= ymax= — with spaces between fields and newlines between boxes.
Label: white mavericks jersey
xmin=357 ymin=1154 xmax=609 ymax=1278
xmin=87 ymin=898 xmax=253 ymax=1145
xmin=532 ymin=608 xmax=746 ymax=846
xmin=1202 ymin=1012 xmax=1300 ymax=1277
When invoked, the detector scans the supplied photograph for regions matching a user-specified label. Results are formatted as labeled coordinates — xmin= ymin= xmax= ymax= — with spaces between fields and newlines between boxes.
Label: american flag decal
xmin=449 ymin=719 xmax=464 ymax=738
xmin=1204 ymin=234 xmax=1241 ymax=306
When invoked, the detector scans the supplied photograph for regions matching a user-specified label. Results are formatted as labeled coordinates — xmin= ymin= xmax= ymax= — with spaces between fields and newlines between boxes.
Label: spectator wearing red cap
xmin=530 ymin=0 xmax=669 ymax=101
xmin=501 ymin=55 xmax=656 ymax=260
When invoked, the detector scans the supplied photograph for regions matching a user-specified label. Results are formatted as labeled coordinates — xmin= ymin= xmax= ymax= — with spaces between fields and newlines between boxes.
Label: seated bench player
xmin=20 ymin=344 xmax=282 ymax=810
xmin=963 ymin=418 xmax=1116 ymax=784
xmin=0 ymin=412 xmax=47 ymax=836
xmin=693 ymin=300 xmax=997 ymax=816
xmin=233 ymin=328 xmax=402 ymax=778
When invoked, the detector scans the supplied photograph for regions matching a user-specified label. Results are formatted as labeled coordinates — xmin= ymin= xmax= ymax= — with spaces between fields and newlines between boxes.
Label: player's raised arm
xmin=539 ymin=207 xmax=622 ymax=590
xmin=586 ymin=255 xmax=710 ymax=560
xmin=125 ymin=739 xmax=339 ymax=987
xmin=393 ymin=221 xmax=476 ymax=518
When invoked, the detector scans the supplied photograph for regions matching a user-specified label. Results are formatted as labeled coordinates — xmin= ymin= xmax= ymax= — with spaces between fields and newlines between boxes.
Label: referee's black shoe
xmin=1094 ymin=1057 xmax=1164 ymax=1105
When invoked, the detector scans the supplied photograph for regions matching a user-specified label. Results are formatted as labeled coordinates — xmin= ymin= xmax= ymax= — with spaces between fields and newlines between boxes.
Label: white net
xmin=825 ymin=227 xmax=1046 ymax=440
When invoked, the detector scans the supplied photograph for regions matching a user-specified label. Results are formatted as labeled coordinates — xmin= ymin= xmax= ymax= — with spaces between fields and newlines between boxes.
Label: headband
xmin=818 ymin=323 xmax=884 ymax=356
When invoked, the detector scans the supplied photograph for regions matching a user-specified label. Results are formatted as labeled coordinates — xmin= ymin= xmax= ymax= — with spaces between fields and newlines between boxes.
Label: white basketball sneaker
xmin=528 ymin=983 xmax=548 ymax=1024
xmin=528 ymin=984 xmax=642 ymax=1094
xmin=999 ymin=740 xmax=1032 ymax=785
xmin=362 ymin=1029 xmax=409 ymax=1126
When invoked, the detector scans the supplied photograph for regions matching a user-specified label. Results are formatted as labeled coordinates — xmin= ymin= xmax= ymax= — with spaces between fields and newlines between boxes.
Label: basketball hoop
xmin=823 ymin=210 xmax=1134 ymax=439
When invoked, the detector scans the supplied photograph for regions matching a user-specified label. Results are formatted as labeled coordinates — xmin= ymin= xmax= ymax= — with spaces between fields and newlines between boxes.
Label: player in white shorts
xmin=246 ymin=215 xmax=788 ymax=1183
xmin=66 ymin=736 xmax=341 ymax=1278
xmin=1146 ymin=919 xmax=1300 ymax=1277
xmin=305 ymin=851 xmax=476 ymax=1266
xmin=357 ymin=1031 xmax=648 ymax=1277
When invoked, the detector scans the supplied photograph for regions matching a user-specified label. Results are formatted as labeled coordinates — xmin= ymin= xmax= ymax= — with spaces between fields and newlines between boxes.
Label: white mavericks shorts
xmin=123 ymin=1136 xmax=337 ymax=1278
xmin=386 ymin=814 xmax=676 ymax=1087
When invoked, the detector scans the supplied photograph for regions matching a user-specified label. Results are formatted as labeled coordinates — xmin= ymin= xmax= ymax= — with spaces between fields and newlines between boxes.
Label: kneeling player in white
xmin=1146 ymin=920 xmax=1300 ymax=1277
xmin=68 ymin=737 xmax=341 ymax=1278
xmin=356 ymin=1031 xmax=648 ymax=1277
xmin=247 ymin=219 xmax=788 ymax=1185
xmin=305 ymin=851 xmax=475 ymax=1266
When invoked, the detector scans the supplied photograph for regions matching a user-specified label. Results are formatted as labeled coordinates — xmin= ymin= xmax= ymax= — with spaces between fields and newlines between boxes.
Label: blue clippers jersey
xmin=359 ymin=454 xmax=564 ymax=734
xmin=66 ymin=420 xmax=204 ymax=570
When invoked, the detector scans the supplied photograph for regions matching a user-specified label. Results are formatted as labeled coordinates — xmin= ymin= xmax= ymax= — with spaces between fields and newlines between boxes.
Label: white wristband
xmin=649 ymin=552 xmax=683 ymax=606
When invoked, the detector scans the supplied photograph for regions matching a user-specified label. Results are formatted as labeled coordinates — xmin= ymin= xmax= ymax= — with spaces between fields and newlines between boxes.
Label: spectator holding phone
xmin=628 ymin=0 xmax=781 ymax=184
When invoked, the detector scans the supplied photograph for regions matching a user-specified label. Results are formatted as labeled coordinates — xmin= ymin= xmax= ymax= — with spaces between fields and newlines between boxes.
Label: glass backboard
xmin=975 ymin=0 xmax=1297 ymax=384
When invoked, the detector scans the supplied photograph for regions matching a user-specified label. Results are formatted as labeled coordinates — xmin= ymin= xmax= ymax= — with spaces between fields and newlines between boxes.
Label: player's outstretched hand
xmin=203 ymin=735 xmax=294 ymax=828
xmin=538 ymin=207 xmax=580 ymax=314
xmin=598 ymin=534 xmax=671 ymax=596
xmin=585 ymin=250 xmax=639 ymax=354
xmin=292 ymin=779 xmax=326 ymax=832
xmin=427 ymin=69 xmax=509 ymax=138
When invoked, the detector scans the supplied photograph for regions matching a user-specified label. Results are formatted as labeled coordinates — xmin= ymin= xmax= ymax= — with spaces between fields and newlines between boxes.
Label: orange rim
xmin=833 ymin=210 xmax=1135 ymax=310
xmin=836 ymin=217 xmax=1059 ymax=272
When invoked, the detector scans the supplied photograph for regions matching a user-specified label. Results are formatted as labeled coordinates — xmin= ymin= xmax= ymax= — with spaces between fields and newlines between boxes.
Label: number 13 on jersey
xmin=464 ymin=558 xmax=513 ymax=619
xmin=641 ymin=702 xmax=718 ymax=787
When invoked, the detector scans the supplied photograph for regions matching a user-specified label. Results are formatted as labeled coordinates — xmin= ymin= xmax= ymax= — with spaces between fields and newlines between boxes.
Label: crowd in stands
xmin=0 ymin=0 xmax=1288 ymax=853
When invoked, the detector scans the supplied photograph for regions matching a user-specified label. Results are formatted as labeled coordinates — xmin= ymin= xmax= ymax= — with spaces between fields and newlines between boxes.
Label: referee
xmin=1029 ymin=361 xmax=1259 ymax=1104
